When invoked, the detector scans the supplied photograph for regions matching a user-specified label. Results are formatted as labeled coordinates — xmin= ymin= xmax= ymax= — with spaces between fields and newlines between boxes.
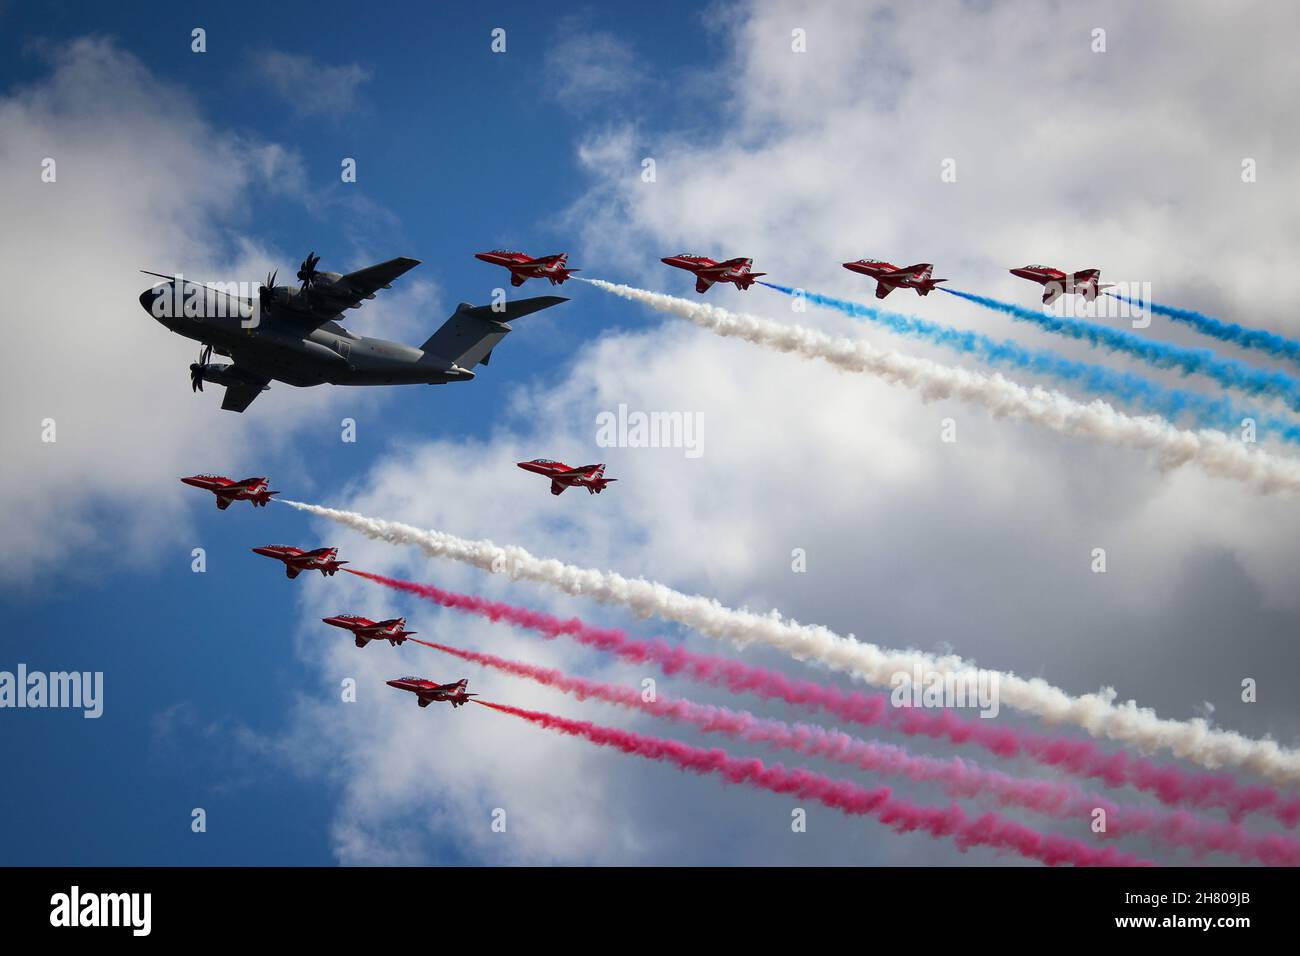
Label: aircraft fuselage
xmin=140 ymin=282 xmax=471 ymax=387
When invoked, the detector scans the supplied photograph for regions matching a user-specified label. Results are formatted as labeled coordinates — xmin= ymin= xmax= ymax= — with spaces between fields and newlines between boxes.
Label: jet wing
xmin=695 ymin=275 xmax=715 ymax=294
xmin=891 ymin=263 xmax=933 ymax=277
xmin=550 ymin=479 xmax=568 ymax=496
xmin=220 ymin=375 xmax=271 ymax=413
xmin=337 ymin=257 xmax=421 ymax=305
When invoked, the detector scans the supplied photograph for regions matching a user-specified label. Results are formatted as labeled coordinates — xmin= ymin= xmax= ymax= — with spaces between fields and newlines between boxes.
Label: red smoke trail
xmin=418 ymin=638 xmax=1300 ymax=866
xmin=350 ymin=569 xmax=1299 ymax=826
xmin=473 ymin=699 xmax=1151 ymax=867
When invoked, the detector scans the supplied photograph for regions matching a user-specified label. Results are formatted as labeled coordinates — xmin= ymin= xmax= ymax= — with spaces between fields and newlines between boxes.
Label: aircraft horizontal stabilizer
xmin=420 ymin=296 xmax=567 ymax=370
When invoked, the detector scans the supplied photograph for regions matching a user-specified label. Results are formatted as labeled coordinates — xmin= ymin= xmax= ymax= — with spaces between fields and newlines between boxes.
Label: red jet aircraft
xmin=842 ymin=259 xmax=947 ymax=300
xmin=322 ymin=613 xmax=416 ymax=648
xmin=660 ymin=254 xmax=766 ymax=293
xmin=387 ymin=676 xmax=478 ymax=709
xmin=251 ymin=545 xmax=348 ymax=579
xmin=1010 ymin=264 xmax=1112 ymax=305
xmin=180 ymin=474 xmax=277 ymax=510
xmin=474 ymin=250 xmax=580 ymax=287
xmin=517 ymin=458 xmax=617 ymax=496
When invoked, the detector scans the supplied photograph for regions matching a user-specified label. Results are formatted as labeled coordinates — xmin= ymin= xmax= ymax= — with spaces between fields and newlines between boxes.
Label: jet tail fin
xmin=420 ymin=296 xmax=567 ymax=370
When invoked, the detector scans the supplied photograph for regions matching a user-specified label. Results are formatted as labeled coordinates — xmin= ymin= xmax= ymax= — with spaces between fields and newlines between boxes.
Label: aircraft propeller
xmin=189 ymin=344 xmax=213 ymax=393
xmin=257 ymin=270 xmax=278 ymax=315
xmin=297 ymin=251 xmax=321 ymax=291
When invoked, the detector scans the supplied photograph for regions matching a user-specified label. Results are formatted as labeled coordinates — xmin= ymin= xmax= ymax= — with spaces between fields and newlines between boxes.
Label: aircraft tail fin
xmin=420 ymin=296 xmax=567 ymax=370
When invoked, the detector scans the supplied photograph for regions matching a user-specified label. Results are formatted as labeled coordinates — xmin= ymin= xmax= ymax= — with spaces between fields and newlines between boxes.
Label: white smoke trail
xmin=280 ymin=498 xmax=1300 ymax=784
xmin=581 ymin=278 xmax=1300 ymax=495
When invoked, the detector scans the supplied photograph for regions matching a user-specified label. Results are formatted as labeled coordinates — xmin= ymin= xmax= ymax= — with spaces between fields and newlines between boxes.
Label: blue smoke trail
xmin=1111 ymin=292 xmax=1300 ymax=368
xmin=940 ymin=287 xmax=1300 ymax=412
xmin=758 ymin=282 xmax=1300 ymax=445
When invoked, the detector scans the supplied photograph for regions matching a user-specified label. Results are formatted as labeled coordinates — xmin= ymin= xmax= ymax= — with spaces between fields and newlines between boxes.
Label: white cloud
xmin=248 ymin=50 xmax=371 ymax=117
xmin=545 ymin=27 xmax=646 ymax=109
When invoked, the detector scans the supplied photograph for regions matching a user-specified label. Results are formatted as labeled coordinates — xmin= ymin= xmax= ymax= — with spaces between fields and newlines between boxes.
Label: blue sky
xmin=4 ymin=1 xmax=1300 ymax=866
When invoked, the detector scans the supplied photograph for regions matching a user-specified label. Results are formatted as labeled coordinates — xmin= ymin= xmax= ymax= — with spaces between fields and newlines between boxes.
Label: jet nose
xmin=660 ymin=257 xmax=675 ymax=265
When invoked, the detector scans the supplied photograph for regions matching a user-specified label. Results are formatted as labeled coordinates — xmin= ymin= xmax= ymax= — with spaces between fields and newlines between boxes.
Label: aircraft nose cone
xmin=140 ymin=283 xmax=174 ymax=322
xmin=660 ymin=257 xmax=675 ymax=265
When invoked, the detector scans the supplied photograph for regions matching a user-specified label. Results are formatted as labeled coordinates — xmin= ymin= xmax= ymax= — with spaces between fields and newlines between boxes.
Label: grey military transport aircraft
xmin=138 ymin=252 xmax=566 ymax=412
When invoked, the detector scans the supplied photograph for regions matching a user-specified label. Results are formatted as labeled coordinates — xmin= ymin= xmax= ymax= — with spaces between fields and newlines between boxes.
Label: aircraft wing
xmin=550 ymin=479 xmax=568 ymax=496
xmin=892 ymin=263 xmax=933 ymax=277
xmin=220 ymin=375 xmax=271 ymax=413
xmin=695 ymin=275 xmax=715 ymax=294
xmin=278 ymin=257 xmax=422 ymax=329
xmin=338 ymin=257 xmax=422 ymax=304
